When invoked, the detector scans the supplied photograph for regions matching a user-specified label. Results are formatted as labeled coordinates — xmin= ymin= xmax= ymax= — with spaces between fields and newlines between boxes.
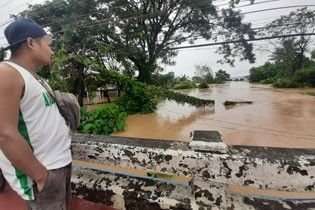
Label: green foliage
xmin=192 ymin=76 xmax=203 ymax=83
xmin=24 ymin=0 xmax=256 ymax=84
xmin=148 ymin=86 xmax=214 ymax=107
xmin=194 ymin=65 xmax=214 ymax=83
xmin=115 ymin=85 xmax=157 ymax=114
xmin=261 ymin=8 xmax=315 ymax=71
xmin=270 ymin=39 xmax=300 ymax=75
xmin=198 ymin=82 xmax=209 ymax=89
xmin=78 ymin=104 xmax=127 ymax=135
xmin=24 ymin=0 xmax=110 ymax=105
xmin=177 ymin=75 xmax=190 ymax=82
xmin=151 ymin=72 xmax=176 ymax=88
xmin=44 ymin=51 xmax=73 ymax=92
xmin=272 ymin=78 xmax=300 ymax=88
xmin=260 ymin=78 xmax=276 ymax=84
xmin=93 ymin=62 xmax=214 ymax=108
xmin=0 ymin=49 xmax=6 ymax=61
xmin=250 ymin=59 xmax=315 ymax=88
xmin=173 ymin=80 xmax=197 ymax=89
xmin=249 ymin=62 xmax=279 ymax=82
xmin=215 ymin=70 xmax=231 ymax=82
xmin=292 ymin=67 xmax=315 ymax=87
xmin=193 ymin=66 xmax=230 ymax=85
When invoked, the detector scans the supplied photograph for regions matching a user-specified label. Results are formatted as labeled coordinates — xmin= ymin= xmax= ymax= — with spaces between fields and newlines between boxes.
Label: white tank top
xmin=0 ymin=61 xmax=72 ymax=200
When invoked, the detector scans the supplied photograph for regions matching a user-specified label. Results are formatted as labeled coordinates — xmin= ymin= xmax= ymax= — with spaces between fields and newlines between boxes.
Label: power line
xmin=242 ymin=5 xmax=315 ymax=15
xmin=238 ymin=0 xmax=282 ymax=8
xmin=0 ymin=0 xmax=303 ymax=31
xmin=0 ymin=22 xmax=310 ymax=48
xmin=0 ymin=1 xmax=313 ymax=49
xmin=1 ymin=0 xmax=214 ymax=29
xmin=0 ymin=19 xmax=14 ymax=28
xmin=167 ymin=33 xmax=315 ymax=51
xmin=162 ymin=19 xmax=313 ymax=43
xmin=174 ymin=42 xmax=280 ymax=52
xmin=0 ymin=0 xmax=67 ymax=26
xmin=0 ymin=0 xmax=16 ymax=8
xmin=0 ymin=6 xmax=313 ymax=48
xmin=215 ymin=0 xmax=282 ymax=8
xmin=0 ymin=0 xmax=221 ymax=24
xmin=0 ymin=20 xmax=313 ymax=49
xmin=0 ymin=1 xmax=309 ymax=35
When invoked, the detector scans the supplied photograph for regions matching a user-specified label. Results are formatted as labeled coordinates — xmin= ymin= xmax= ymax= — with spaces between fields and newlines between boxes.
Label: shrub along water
xmin=173 ymin=80 xmax=197 ymax=89
xmin=249 ymin=60 xmax=315 ymax=88
xmin=78 ymin=104 xmax=127 ymax=135
xmin=198 ymin=81 xmax=209 ymax=89
xmin=115 ymin=84 xmax=157 ymax=114
xmin=75 ymin=59 xmax=215 ymax=135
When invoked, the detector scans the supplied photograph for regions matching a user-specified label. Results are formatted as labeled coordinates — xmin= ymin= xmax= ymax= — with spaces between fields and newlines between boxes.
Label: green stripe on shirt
xmin=15 ymin=110 xmax=34 ymax=200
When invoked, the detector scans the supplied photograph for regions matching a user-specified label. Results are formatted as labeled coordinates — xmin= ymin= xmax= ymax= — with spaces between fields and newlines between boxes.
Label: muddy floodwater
xmin=113 ymin=82 xmax=315 ymax=149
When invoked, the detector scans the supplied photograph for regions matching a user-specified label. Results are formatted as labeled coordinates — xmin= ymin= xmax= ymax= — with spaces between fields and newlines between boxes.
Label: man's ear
xmin=25 ymin=37 xmax=35 ymax=50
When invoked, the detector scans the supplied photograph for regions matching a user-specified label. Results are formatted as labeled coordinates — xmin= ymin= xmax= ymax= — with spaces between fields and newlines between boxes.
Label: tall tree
xmin=100 ymin=0 xmax=256 ymax=83
xmin=23 ymin=0 xmax=256 ymax=84
xmin=194 ymin=64 xmax=214 ymax=83
xmin=261 ymin=7 xmax=315 ymax=71
xmin=215 ymin=69 xmax=230 ymax=81
xmin=269 ymin=39 xmax=300 ymax=75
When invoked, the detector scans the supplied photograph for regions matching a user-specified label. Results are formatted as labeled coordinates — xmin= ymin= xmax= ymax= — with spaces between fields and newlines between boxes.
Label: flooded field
xmin=113 ymin=82 xmax=315 ymax=149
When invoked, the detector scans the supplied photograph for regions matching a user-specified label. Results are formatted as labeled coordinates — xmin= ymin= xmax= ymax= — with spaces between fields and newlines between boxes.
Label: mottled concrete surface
xmin=71 ymin=133 xmax=315 ymax=210
xmin=0 ymin=184 xmax=116 ymax=210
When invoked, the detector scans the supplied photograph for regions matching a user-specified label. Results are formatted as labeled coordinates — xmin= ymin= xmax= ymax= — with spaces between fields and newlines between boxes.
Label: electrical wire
xmin=0 ymin=0 xmax=16 ymax=8
xmin=0 ymin=2 xmax=312 ymax=42
xmin=167 ymin=33 xmax=315 ymax=51
xmin=242 ymin=5 xmax=315 ymax=15
xmin=0 ymin=0 xmax=307 ymax=31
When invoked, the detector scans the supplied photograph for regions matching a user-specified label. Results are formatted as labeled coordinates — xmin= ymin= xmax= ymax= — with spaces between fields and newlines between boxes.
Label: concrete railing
xmin=70 ymin=131 xmax=315 ymax=210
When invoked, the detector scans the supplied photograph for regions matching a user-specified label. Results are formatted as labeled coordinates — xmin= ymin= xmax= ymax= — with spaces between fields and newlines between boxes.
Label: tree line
xmin=249 ymin=8 xmax=315 ymax=88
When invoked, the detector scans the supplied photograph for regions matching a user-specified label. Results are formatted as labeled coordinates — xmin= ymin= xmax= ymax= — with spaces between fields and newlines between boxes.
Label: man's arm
xmin=0 ymin=64 xmax=47 ymax=191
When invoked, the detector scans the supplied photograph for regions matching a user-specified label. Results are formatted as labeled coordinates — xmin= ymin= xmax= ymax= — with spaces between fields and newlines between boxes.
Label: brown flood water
xmin=113 ymin=82 xmax=315 ymax=149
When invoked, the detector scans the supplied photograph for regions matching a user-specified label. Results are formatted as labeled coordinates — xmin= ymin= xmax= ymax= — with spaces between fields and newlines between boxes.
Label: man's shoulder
xmin=0 ymin=62 xmax=14 ymax=72
xmin=0 ymin=63 xmax=24 ymax=87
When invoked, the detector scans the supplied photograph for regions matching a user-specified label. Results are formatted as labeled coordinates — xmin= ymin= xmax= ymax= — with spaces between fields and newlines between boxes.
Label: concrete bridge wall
xmin=70 ymin=132 xmax=315 ymax=210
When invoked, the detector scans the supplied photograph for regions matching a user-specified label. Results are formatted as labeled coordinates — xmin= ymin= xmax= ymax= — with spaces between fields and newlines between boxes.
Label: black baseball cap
xmin=3 ymin=18 xmax=47 ymax=51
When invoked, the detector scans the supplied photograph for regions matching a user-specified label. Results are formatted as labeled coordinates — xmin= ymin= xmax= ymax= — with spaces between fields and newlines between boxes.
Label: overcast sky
xmin=0 ymin=0 xmax=314 ymax=77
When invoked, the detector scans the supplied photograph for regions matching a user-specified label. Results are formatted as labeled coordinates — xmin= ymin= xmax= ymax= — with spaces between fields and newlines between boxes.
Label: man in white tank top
xmin=0 ymin=18 xmax=72 ymax=210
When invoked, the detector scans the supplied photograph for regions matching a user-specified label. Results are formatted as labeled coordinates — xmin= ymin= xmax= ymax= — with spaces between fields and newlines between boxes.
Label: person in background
xmin=0 ymin=18 xmax=72 ymax=210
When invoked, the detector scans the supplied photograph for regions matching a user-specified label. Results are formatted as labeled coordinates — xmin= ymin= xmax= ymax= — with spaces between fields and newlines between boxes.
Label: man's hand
xmin=36 ymin=169 xmax=48 ymax=192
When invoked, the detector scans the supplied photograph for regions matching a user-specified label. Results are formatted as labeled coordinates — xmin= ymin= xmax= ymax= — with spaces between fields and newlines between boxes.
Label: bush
xmin=115 ymin=84 xmax=157 ymax=114
xmin=272 ymin=78 xmax=300 ymax=88
xmin=78 ymin=104 xmax=127 ymax=135
xmin=260 ymin=77 xmax=276 ymax=84
xmin=249 ymin=62 xmax=279 ymax=82
xmin=198 ymin=82 xmax=209 ymax=89
xmin=293 ymin=67 xmax=315 ymax=87
xmin=173 ymin=80 xmax=197 ymax=89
